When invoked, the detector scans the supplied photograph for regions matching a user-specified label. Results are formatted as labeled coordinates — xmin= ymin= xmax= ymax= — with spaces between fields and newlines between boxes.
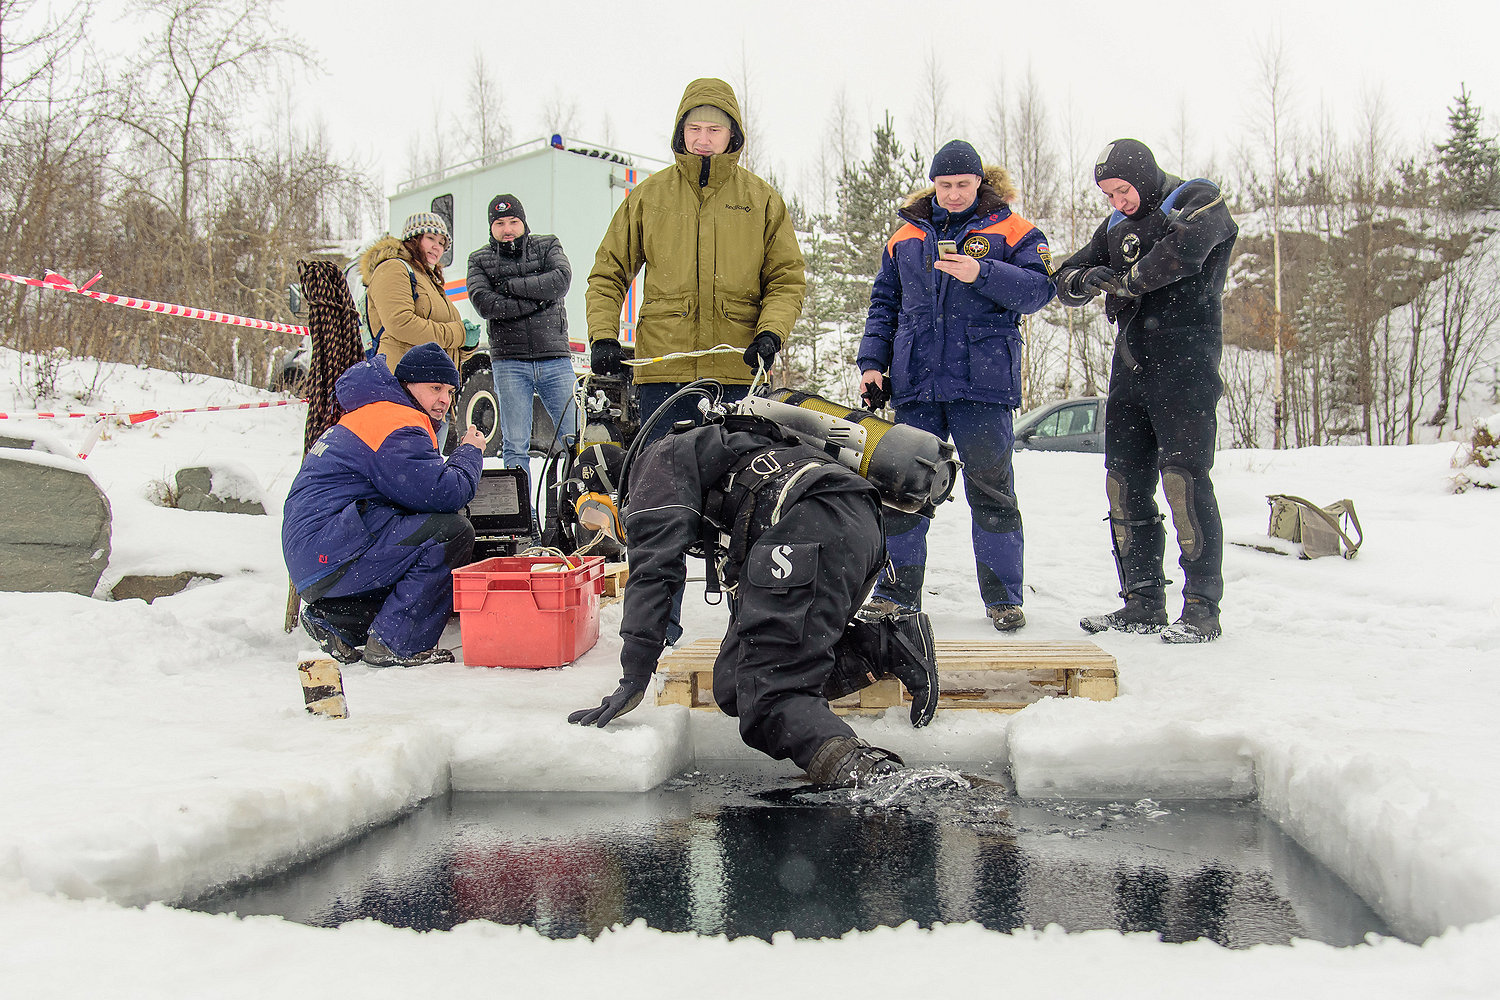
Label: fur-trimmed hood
xmin=359 ymin=235 xmax=413 ymax=286
xmin=899 ymin=165 xmax=1017 ymax=220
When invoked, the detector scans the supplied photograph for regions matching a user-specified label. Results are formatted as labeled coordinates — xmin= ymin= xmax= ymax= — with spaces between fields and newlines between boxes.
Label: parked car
xmin=1013 ymin=396 xmax=1106 ymax=453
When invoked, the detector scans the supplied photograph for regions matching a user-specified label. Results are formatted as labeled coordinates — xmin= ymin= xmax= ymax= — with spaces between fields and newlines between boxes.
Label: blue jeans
xmin=493 ymin=358 xmax=579 ymax=469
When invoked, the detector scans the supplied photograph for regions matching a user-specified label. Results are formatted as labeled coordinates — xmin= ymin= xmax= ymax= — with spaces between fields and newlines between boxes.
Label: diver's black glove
xmin=568 ymin=641 xmax=656 ymax=728
xmin=567 ymin=676 xmax=647 ymax=727
xmin=742 ymin=333 xmax=780 ymax=371
xmin=860 ymin=374 xmax=892 ymax=411
xmin=590 ymin=338 xmax=626 ymax=377
xmin=1080 ymin=266 xmax=1129 ymax=297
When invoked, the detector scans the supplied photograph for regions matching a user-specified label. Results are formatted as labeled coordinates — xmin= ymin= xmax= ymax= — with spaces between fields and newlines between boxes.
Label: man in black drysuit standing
xmin=568 ymin=414 xmax=937 ymax=786
xmin=1053 ymin=139 xmax=1238 ymax=643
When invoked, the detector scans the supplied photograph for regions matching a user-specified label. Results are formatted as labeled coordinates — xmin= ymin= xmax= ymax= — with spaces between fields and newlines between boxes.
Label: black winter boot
xmin=1161 ymin=596 xmax=1222 ymax=644
xmin=1080 ymin=592 xmax=1168 ymax=635
xmin=805 ymin=736 xmax=905 ymax=787
xmin=363 ymin=633 xmax=457 ymax=668
xmin=301 ymin=605 xmax=364 ymax=664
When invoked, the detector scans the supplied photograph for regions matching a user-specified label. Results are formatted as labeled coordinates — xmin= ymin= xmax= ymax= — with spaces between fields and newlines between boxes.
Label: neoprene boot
xmin=805 ymin=736 xmax=905 ymax=787
xmin=1079 ymin=591 xmax=1168 ymax=635
xmin=1161 ymin=596 xmax=1222 ymax=644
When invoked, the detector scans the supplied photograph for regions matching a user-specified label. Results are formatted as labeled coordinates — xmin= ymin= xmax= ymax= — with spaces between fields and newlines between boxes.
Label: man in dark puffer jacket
xmin=466 ymin=194 xmax=578 ymax=469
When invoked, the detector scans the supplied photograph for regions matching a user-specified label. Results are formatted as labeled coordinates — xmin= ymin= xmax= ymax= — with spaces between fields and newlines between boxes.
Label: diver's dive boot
xmin=1079 ymin=592 xmax=1169 ymax=635
xmin=805 ymin=736 xmax=905 ymax=788
xmin=1160 ymin=596 xmax=1222 ymax=644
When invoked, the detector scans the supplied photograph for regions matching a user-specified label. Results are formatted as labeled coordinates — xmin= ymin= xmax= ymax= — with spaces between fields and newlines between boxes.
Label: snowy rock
xmin=0 ymin=433 xmax=111 ymax=596
xmin=110 ymin=571 xmax=224 ymax=604
xmin=172 ymin=464 xmax=267 ymax=515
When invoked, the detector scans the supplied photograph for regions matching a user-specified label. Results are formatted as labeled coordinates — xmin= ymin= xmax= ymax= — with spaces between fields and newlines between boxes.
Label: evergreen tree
xmin=782 ymin=203 xmax=850 ymax=395
xmin=825 ymin=113 xmax=923 ymax=330
xmin=1434 ymin=85 xmax=1500 ymax=211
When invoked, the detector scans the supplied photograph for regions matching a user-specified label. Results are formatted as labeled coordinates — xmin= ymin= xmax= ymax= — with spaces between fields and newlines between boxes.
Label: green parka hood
xmin=670 ymin=77 xmax=745 ymax=156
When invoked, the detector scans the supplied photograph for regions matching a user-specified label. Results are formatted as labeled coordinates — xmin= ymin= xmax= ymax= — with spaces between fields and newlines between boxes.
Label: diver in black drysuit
xmin=1053 ymin=138 xmax=1238 ymax=642
xmin=567 ymin=413 xmax=936 ymax=785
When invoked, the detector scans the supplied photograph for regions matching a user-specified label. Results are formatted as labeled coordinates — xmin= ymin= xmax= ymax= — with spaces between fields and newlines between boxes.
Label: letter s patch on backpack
xmin=745 ymin=541 xmax=819 ymax=591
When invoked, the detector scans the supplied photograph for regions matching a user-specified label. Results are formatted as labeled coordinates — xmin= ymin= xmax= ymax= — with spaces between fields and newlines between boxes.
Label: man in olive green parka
xmin=586 ymin=77 xmax=805 ymax=445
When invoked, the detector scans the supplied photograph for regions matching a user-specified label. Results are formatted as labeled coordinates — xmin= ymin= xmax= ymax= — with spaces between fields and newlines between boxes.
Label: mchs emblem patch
xmin=962 ymin=235 xmax=991 ymax=258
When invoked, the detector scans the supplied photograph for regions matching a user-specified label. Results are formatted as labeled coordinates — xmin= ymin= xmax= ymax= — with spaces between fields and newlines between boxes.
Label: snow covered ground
xmin=1 ymin=351 xmax=1498 ymax=998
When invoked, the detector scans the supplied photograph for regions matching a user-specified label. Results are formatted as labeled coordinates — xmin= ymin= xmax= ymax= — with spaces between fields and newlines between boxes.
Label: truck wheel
xmin=457 ymin=370 xmax=502 ymax=457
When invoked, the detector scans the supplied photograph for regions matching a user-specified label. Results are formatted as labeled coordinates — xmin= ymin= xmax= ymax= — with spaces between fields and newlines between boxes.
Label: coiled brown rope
xmin=296 ymin=259 xmax=365 ymax=453
xmin=285 ymin=259 xmax=366 ymax=631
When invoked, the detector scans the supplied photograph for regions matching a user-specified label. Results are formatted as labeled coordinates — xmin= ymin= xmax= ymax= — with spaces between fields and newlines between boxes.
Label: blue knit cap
xmin=393 ymin=342 xmax=458 ymax=387
xmin=929 ymin=139 xmax=983 ymax=179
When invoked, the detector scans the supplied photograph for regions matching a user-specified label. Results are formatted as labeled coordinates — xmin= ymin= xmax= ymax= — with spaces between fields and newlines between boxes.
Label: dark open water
xmin=184 ymin=761 xmax=1392 ymax=947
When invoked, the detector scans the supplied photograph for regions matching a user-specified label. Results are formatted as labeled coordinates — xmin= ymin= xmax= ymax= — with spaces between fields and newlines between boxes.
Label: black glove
xmin=742 ymin=333 xmax=780 ymax=371
xmin=1080 ymin=266 xmax=1130 ymax=297
xmin=590 ymin=338 xmax=626 ymax=377
xmin=567 ymin=676 xmax=648 ymax=728
xmin=860 ymin=374 xmax=891 ymax=410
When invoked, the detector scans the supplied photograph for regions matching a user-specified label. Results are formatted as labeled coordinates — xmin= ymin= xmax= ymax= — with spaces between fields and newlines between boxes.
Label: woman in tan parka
xmin=360 ymin=212 xmax=467 ymax=374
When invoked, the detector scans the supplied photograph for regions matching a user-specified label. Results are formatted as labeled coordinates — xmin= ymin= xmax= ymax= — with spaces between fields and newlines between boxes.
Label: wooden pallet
xmin=599 ymin=562 xmax=628 ymax=607
xmin=657 ymin=637 xmax=1117 ymax=714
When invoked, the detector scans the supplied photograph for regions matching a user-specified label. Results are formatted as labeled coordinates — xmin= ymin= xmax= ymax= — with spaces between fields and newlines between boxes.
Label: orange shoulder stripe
xmin=973 ymin=213 xmax=1038 ymax=247
xmin=886 ymin=222 xmax=926 ymax=256
xmin=340 ymin=401 xmax=437 ymax=452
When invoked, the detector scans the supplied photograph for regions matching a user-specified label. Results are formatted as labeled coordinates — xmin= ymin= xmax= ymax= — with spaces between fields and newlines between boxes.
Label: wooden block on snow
xmin=297 ymin=657 xmax=348 ymax=718
xmin=599 ymin=562 xmax=629 ymax=607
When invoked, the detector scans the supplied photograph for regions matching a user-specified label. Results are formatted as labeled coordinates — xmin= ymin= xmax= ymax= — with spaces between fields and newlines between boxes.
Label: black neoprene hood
xmin=1094 ymin=138 xmax=1167 ymax=217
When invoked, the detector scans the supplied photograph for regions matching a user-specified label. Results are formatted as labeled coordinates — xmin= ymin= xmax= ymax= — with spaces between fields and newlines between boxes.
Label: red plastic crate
xmin=453 ymin=555 xmax=605 ymax=668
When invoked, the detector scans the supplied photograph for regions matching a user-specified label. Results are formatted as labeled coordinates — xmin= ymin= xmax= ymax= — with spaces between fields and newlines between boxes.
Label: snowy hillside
xmin=1 ymin=350 xmax=1498 ymax=997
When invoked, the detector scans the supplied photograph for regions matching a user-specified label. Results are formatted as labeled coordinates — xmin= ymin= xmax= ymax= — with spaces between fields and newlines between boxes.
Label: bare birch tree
xmin=467 ymin=50 xmax=509 ymax=165
xmin=116 ymin=0 xmax=309 ymax=237
xmin=1252 ymin=34 xmax=1293 ymax=447
xmin=913 ymin=48 xmax=955 ymax=160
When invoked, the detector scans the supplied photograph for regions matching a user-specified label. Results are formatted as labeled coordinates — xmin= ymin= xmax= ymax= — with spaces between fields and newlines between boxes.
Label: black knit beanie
xmin=1093 ymin=139 xmax=1167 ymax=216
xmin=928 ymin=139 xmax=984 ymax=179
xmin=393 ymin=342 xmax=459 ymax=388
xmin=488 ymin=194 xmax=526 ymax=226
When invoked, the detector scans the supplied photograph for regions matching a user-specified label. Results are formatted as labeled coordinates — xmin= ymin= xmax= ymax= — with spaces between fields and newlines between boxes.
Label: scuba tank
xmin=735 ymin=389 xmax=960 ymax=516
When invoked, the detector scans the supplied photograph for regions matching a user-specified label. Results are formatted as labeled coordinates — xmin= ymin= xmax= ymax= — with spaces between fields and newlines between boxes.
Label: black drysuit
xmin=1054 ymin=170 xmax=1238 ymax=612
xmin=620 ymin=419 xmax=885 ymax=768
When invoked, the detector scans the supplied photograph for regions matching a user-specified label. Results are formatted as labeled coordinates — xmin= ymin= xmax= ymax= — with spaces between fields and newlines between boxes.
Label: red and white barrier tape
xmin=0 ymin=269 xmax=309 ymax=337
xmin=0 ymin=399 xmax=306 ymax=459
xmin=0 ymin=399 xmax=304 ymax=423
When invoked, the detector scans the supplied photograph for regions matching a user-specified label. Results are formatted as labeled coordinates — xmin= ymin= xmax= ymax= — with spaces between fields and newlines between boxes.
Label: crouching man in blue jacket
xmin=283 ymin=342 xmax=486 ymax=667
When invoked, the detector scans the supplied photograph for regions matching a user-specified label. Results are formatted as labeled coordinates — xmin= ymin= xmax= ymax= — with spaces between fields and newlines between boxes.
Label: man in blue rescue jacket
xmin=283 ymin=343 xmax=486 ymax=667
xmin=858 ymin=139 xmax=1055 ymax=632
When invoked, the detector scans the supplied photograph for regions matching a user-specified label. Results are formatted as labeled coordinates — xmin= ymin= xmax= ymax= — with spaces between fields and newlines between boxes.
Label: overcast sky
xmin=105 ymin=0 xmax=1500 ymax=211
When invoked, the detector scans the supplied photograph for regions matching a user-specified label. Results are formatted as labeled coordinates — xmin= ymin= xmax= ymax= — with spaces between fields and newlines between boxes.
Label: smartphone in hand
xmin=937 ymin=240 xmax=958 ymax=256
